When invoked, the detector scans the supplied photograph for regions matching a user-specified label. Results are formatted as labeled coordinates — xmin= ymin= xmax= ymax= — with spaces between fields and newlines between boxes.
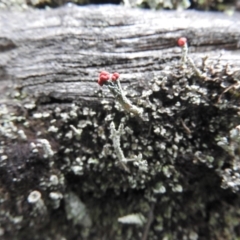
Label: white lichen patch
xmin=37 ymin=139 xmax=54 ymax=158
xmin=64 ymin=192 xmax=92 ymax=227
xmin=33 ymin=113 xmax=42 ymax=119
xmin=24 ymin=102 xmax=36 ymax=109
xmin=118 ymin=213 xmax=146 ymax=226
xmin=49 ymin=192 xmax=63 ymax=209
xmin=27 ymin=190 xmax=47 ymax=216
xmin=48 ymin=125 xmax=59 ymax=133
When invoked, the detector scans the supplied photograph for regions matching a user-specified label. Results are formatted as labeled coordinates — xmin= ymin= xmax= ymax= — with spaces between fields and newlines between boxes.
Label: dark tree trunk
xmin=0 ymin=5 xmax=240 ymax=240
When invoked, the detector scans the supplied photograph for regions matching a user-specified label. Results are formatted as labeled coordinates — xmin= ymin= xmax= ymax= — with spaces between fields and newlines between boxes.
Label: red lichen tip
xmin=177 ymin=37 xmax=187 ymax=47
xmin=111 ymin=72 xmax=120 ymax=81
xmin=98 ymin=71 xmax=110 ymax=86
xmin=100 ymin=71 xmax=110 ymax=76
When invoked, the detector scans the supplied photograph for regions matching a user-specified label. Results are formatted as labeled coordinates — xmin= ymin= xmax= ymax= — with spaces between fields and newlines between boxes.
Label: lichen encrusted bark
xmin=1 ymin=47 xmax=240 ymax=239
xmin=1 ymin=5 xmax=240 ymax=240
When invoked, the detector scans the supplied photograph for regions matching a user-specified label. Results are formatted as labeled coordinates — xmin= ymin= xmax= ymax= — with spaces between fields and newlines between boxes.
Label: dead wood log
xmin=0 ymin=5 xmax=240 ymax=103
xmin=0 ymin=5 xmax=240 ymax=240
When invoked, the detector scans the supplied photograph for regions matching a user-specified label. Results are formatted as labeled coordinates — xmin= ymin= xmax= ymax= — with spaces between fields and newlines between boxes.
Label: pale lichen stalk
xmin=109 ymin=122 xmax=148 ymax=172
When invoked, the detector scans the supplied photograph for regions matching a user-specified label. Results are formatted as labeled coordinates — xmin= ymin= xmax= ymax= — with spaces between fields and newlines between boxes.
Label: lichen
xmin=1 ymin=50 xmax=240 ymax=239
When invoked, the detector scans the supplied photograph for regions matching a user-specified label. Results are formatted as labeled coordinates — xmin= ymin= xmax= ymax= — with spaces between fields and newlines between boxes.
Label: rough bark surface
xmin=0 ymin=5 xmax=240 ymax=103
xmin=0 ymin=5 xmax=240 ymax=240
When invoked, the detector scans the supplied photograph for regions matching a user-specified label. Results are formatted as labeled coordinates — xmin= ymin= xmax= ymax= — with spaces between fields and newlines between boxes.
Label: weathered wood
xmin=1 ymin=5 xmax=240 ymax=240
xmin=0 ymin=5 xmax=240 ymax=103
